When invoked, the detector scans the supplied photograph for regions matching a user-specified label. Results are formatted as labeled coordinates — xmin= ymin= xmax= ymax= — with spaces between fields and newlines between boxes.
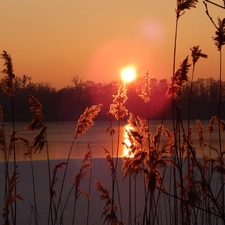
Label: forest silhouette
xmin=0 ymin=75 xmax=224 ymax=122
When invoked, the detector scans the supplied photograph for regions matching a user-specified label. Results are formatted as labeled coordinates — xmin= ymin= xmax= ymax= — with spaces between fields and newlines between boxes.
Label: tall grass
xmin=0 ymin=1 xmax=225 ymax=225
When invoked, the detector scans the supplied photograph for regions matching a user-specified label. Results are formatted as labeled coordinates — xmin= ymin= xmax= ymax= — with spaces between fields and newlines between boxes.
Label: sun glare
xmin=121 ymin=67 xmax=136 ymax=83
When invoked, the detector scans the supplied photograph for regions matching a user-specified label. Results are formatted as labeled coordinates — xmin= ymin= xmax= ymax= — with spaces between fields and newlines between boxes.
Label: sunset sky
xmin=0 ymin=0 xmax=224 ymax=90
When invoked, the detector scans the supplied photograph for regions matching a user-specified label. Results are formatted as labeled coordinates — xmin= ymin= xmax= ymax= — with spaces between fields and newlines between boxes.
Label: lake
xmin=0 ymin=120 xmax=223 ymax=161
xmin=0 ymin=120 xmax=224 ymax=225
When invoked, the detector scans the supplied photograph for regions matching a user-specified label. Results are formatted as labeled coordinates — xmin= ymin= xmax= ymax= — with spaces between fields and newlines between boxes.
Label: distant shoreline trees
xmin=0 ymin=75 xmax=224 ymax=122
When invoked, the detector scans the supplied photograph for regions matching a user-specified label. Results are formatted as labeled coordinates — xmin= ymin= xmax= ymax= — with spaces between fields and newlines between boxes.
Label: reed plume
xmin=109 ymin=84 xmax=128 ymax=120
xmin=161 ymin=128 xmax=175 ymax=155
xmin=73 ymin=149 xmax=92 ymax=194
xmin=25 ymin=95 xmax=45 ymax=131
xmin=0 ymin=50 xmax=15 ymax=97
xmin=196 ymin=119 xmax=204 ymax=148
xmin=139 ymin=69 xmax=151 ymax=103
xmin=190 ymin=46 xmax=208 ymax=66
xmin=212 ymin=17 xmax=225 ymax=51
xmin=108 ymin=84 xmax=128 ymax=223
xmin=72 ymin=149 xmax=92 ymax=225
xmin=2 ymin=165 xmax=23 ymax=225
xmin=207 ymin=116 xmax=216 ymax=134
xmin=25 ymin=95 xmax=47 ymax=154
xmin=103 ymin=147 xmax=115 ymax=176
xmin=54 ymin=104 xmax=102 ymax=225
xmin=176 ymin=0 xmax=198 ymax=19
xmin=95 ymin=180 xmax=124 ymax=225
xmin=25 ymin=95 xmax=49 ymax=225
xmin=188 ymin=46 xmax=207 ymax=140
xmin=167 ymin=56 xmax=191 ymax=99
xmin=0 ymin=50 xmax=18 ymax=223
xmin=75 ymin=104 xmax=102 ymax=139
xmin=50 ymin=162 xmax=67 ymax=198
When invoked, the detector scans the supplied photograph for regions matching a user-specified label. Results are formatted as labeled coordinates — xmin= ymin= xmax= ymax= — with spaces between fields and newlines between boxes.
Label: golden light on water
xmin=123 ymin=124 xmax=134 ymax=157
xmin=121 ymin=66 xmax=136 ymax=83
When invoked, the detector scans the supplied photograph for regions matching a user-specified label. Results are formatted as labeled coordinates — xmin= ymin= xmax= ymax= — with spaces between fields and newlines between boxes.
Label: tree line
xmin=0 ymin=75 xmax=224 ymax=122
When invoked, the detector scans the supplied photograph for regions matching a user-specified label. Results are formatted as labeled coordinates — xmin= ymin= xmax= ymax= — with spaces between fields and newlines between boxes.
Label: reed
xmin=0 ymin=1 xmax=225 ymax=225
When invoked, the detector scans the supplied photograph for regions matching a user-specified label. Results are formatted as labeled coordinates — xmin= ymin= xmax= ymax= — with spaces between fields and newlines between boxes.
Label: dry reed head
xmin=122 ymin=150 xmax=147 ymax=178
xmin=207 ymin=116 xmax=225 ymax=135
xmin=151 ymin=125 xmax=163 ymax=149
xmin=217 ymin=118 xmax=225 ymax=131
xmin=176 ymin=0 xmax=198 ymax=19
xmin=19 ymin=136 xmax=32 ymax=158
xmin=24 ymin=96 xmax=47 ymax=153
xmin=31 ymin=126 xmax=47 ymax=153
xmin=161 ymin=128 xmax=175 ymax=155
xmin=95 ymin=180 xmax=124 ymax=225
xmin=167 ymin=56 xmax=191 ymax=99
xmin=109 ymin=84 xmax=128 ymax=120
xmin=145 ymin=170 xmax=162 ymax=193
xmin=190 ymin=46 xmax=208 ymax=66
xmin=95 ymin=180 xmax=111 ymax=205
xmin=212 ymin=17 xmax=225 ymax=51
xmin=25 ymin=95 xmax=44 ymax=131
xmin=74 ymin=104 xmax=102 ymax=139
xmin=139 ymin=69 xmax=151 ymax=103
xmin=127 ymin=113 xmax=149 ymax=145
xmin=196 ymin=119 xmax=204 ymax=148
xmin=51 ymin=162 xmax=67 ymax=197
xmin=122 ymin=113 xmax=150 ymax=177
xmin=103 ymin=147 xmax=115 ymax=175
xmin=73 ymin=148 xmax=92 ymax=200
xmin=207 ymin=116 xmax=216 ymax=134
xmin=0 ymin=50 xmax=15 ymax=97
xmin=2 ymin=165 xmax=23 ymax=224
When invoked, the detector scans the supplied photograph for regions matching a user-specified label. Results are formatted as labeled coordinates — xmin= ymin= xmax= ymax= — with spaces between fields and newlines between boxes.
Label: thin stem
xmin=128 ymin=174 xmax=132 ymax=225
xmin=86 ymin=157 xmax=92 ymax=225
xmin=53 ymin=138 xmax=76 ymax=225
xmin=30 ymin=155 xmax=38 ymax=225
xmin=11 ymin=96 xmax=16 ymax=225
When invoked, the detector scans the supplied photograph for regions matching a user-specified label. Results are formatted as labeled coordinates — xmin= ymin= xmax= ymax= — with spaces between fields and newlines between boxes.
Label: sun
xmin=121 ymin=67 xmax=136 ymax=83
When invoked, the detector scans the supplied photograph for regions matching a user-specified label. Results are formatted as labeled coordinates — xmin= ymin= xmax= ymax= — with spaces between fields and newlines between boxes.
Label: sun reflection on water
xmin=123 ymin=124 xmax=134 ymax=158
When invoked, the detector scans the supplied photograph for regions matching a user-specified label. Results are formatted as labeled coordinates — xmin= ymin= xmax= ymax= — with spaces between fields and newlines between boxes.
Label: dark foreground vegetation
xmin=0 ymin=75 xmax=224 ymax=122
xmin=1 ymin=0 xmax=225 ymax=225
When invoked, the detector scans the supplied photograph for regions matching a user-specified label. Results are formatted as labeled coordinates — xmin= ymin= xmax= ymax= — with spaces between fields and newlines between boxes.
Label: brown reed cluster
xmin=196 ymin=119 xmax=204 ymax=148
xmin=190 ymin=46 xmax=208 ymax=66
xmin=0 ymin=50 xmax=15 ymax=97
xmin=213 ymin=17 xmax=225 ymax=51
xmin=109 ymin=84 xmax=128 ymax=120
xmin=73 ymin=148 xmax=93 ymax=200
xmin=167 ymin=56 xmax=191 ymax=99
xmin=103 ymin=147 xmax=115 ymax=175
xmin=176 ymin=0 xmax=198 ymax=19
xmin=122 ymin=113 xmax=169 ymax=193
xmin=50 ymin=162 xmax=67 ymax=198
xmin=74 ymin=104 xmax=102 ymax=139
xmin=139 ymin=69 xmax=151 ymax=103
xmin=25 ymin=95 xmax=45 ymax=131
xmin=95 ymin=180 xmax=124 ymax=225
xmin=23 ymin=95 xmax=47 ymax=155
xmin=2 ymin=165 xmax=23 ymax=225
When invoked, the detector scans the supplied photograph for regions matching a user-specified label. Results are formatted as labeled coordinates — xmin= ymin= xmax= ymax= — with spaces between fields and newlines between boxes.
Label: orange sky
xmin=0 ymin=0 xmax=224 ymax=90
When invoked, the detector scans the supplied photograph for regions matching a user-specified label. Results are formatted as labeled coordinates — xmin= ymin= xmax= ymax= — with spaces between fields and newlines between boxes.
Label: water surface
xmin=0 ymin=120 xmax=223 ymax=161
